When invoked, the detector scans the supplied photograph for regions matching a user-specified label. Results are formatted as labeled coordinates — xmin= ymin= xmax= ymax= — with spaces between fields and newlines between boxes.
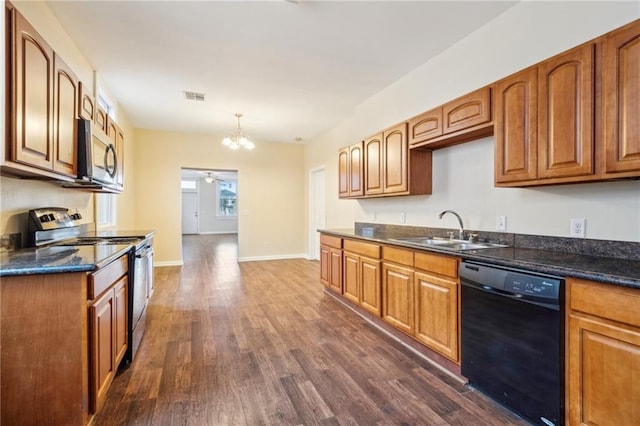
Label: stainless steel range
xmin=28 ymin=207 xmax=154 ymax=364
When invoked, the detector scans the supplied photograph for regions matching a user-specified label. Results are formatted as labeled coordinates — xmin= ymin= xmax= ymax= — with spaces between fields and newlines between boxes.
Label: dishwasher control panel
xmin=504 ymin=272 xmax=560 ymax=298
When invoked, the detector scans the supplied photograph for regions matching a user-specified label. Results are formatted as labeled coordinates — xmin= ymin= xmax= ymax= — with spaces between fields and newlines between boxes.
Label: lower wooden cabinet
xmin=414 ymin=271 xmax=459 ymax=362
xmin=343 ymin=239 xmax=382 ymax=316
xmin=382 ymin=261 xmax=415 ymax=336
xmin=566 ymin=277 xmax=640 ymax=426
xmin=320 ymin=234 xmax=342 ymax=294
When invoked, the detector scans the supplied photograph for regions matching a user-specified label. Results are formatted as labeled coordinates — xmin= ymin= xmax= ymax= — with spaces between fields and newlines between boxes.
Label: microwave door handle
xmin=105 ymin=144 xmax=118 ymax=178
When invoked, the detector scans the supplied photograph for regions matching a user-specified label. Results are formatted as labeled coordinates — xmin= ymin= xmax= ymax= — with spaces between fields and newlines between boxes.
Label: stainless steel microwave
xmin=77 ymin=118 xmax=118 ymax=187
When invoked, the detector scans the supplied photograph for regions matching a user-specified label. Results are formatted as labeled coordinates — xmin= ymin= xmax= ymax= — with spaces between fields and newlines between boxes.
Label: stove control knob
xmin=39 ymin=215 xmax=50 ymax=223
xmin=48 ymin=213 xmax=56 ymax=221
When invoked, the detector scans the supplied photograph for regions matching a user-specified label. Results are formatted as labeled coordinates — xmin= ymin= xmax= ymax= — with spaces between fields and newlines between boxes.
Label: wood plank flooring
xmin=92 ymin=234 xmax=530 ymax=425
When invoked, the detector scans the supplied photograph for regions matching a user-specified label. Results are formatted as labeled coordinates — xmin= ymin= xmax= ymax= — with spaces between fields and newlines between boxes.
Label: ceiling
xmin=45 ymin=0 xmax=517 ymax=145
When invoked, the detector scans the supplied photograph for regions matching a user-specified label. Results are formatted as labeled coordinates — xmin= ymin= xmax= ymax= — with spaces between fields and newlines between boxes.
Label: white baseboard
xmin=238 ymin=253 xmax=308 ymax=262
xmin=196 ymin=231 xmax=238 ymax=235
xmin=154 ymin=260 xmax=184 ymax=267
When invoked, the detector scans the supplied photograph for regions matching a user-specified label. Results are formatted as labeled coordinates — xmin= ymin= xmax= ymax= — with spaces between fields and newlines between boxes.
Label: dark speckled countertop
xmin=0 ymin=230 xmax=156 ymax=277
xmin=321 ymin=223 xmax=640 ymax=290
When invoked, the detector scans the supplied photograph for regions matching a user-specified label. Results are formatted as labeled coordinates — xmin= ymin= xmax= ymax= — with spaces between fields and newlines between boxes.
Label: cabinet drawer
xmin=569 ymin=278 xmax=640 ymax=328
xmin=89 ymin=255 xmax=128 ymax=300
xmin=343 ymin=239 xmax=380 ymax=258
xmin=414 ymin=252 xmax=459 ymax=278
xmin=320 ymin=234 xmax=342 ymax=249
xmin=383 ymin=246 xmax=414 ymax=266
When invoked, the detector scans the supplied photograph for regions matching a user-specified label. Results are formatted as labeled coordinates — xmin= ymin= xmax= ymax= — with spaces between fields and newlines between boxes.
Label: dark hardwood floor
xmin=92 ymin=234 xmax=529 ymax=425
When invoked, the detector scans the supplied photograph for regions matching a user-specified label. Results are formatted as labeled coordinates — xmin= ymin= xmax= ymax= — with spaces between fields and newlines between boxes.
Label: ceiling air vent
xmin=183 ymin=91 xmax=206 ymax=101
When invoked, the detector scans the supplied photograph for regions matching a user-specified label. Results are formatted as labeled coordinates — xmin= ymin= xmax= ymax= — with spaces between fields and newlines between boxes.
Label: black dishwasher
xmin=460 ymin=261 xmax=564 ymax=426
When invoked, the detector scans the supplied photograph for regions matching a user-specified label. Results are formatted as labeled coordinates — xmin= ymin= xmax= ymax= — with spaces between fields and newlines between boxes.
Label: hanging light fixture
xmin=204 ymin=172 xmax=215 ymax=183
xmin=222 ymin=113 xmax=255 ymax=150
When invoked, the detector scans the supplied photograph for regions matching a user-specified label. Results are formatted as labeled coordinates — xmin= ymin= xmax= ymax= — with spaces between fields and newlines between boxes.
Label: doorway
xmin=181 ymin=168 xmax=239 ymax=235
xmin=308 ymin=167 xmax=326 ymax=260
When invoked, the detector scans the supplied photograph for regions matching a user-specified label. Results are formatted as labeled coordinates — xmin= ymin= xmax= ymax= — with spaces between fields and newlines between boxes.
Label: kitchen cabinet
xmin=95 ymin=105 xmax=109 ymax=134
xmin=603 ymin=20 xmax=640 ymax=175
xmin=79 ymin=81 xmax=95 ymax=121
xmin=320 ymin=234 xmax=342 ymax=294
xmin=413 ymin=252 xmax=460 ymax=363
xmin=89 ymin=255 xmax=128 ymax=413
xmin=409 ymin=87 xmax=493 ymax=150
xmin=495 ymin=43 xmax=594 ymax=185
xmin=338 ymin=142 xmax=364 ymax=198
xmin=566 ymin=277 xmax=640 ymax=426
xmin=107 ymin=120 xmax=126 ymax=190
xmin=382 ymin=246 xmax=415 ymax=335
xmin=360 ymin=123 xmax=432 ymax=198
xmin=342 ymin=239 xmax=382 ymax=316
xmin=2 ymin=4 xmax=78 ymax=181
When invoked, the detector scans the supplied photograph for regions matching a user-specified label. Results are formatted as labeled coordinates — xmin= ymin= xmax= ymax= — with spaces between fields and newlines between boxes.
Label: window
xmin=216 ymin=180 xmax=237 ymax=217
xmin=95 ymin=193 xmax=117 ymax=228
xmin=181 ymin=179 xmax=197 ymax=190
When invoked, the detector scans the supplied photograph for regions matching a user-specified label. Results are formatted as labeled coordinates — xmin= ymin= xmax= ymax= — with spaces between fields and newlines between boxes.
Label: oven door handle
xmin=135 ymin=247 xmax=152 ymax=258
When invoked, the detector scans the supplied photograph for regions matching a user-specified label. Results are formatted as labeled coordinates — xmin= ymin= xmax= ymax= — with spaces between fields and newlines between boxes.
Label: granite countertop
xmin=320 ymin=226 xmax=640 ymax=290
xmin=0 ymin=229 xmax=156 ymax=277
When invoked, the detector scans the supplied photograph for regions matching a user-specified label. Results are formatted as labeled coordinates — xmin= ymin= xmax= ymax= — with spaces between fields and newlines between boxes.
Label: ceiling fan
xmin=203 ymin=172 xmax=226 ymax=184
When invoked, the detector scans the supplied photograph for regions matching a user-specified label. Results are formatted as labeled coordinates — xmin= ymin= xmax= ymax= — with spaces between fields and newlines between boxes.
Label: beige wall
xmin=0 ymin=1 xmax=136 ymax=242
xmin=132 ymin=129 xmax=305 ymax=265
xmin=305 ymin=1 xmax=640 ymax=246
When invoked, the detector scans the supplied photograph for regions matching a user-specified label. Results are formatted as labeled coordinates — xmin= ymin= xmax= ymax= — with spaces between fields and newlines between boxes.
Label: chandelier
xmin=222 ymin=113 xmax=255 ymax=150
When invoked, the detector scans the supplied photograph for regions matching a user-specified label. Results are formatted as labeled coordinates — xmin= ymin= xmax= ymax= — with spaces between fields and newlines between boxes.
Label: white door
xmin=181 ymin=192 xmax=199 ymax=234
xmin=309 ymin=167 xmax=326 ymax=260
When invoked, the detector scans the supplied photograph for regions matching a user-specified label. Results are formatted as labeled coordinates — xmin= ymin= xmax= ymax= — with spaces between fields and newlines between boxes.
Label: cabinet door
xmin=320 ymin=245 xmax=330 ymax=286
xmin=349 ymin=142 xmax=364 ymax=197
xmin=414 ymin=272 xmax=459 ymax=362
xmin=95 ymin=106 xmax=108 ymax=134
xmin=603 ymin=20 xmax=640 ymax=174
xmin=329 ymin=248 xmax=343 ymax=294
xmin=12 ymin=10 xmax=54 ymax=170
xmin=408 ymin=107 xmax=443 ymax=146
xmin=494 ymin=67 xmax=538 ymax=183
xmin=382 ymin=123 xmax=408 ymax=194
xmin=78 ymin=81 xmax=95 ymax=121
xmin=443 ymin=87 xmax=492 ymax=134
xmin=382 ymin=263 xmax=414 ymax=335
xmin=364 ymin=133 xmax=384 ymax=195
xmin=114 ymin=277 xmax=128 ymax=366
xmin=114 ymin=124 xmax=125 ymax=189
xmin=343 ymin=252 xmax=360 ymax=304
xmin=538 ymin=43 xmax=594 ymax=179
xmin=52 ymin=54 xmax=78 ymax=177
xmin=90 ymin=289 xmax=115 ymax=413
xmin=338 ymin=148 xmax=349 ymax=198
xmin=567 ymin=313 xmax=640 ymax=426
xmin=360 ymin=257 xmax=381 ymax=316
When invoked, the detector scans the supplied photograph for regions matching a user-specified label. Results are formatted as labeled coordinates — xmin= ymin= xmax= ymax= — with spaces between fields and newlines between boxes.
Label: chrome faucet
xmin=439 ymin=210 xmax=465 ymax=240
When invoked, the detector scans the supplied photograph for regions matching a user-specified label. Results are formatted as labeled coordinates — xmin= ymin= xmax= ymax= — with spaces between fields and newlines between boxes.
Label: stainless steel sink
xmin=389 ymin=237 xmax=509 ymax=251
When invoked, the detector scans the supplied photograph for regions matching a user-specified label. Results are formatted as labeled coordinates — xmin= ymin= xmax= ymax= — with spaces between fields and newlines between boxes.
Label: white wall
xmin=305 ymin=1 xmax=640 ymax=243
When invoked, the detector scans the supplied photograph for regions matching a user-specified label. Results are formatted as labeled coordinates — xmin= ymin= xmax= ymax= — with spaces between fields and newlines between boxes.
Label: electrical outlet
xmin=400 ymin=212 xmax=406 ymax=224
xmin=570 ymin=218 xmax=586 ymax=238
xmin=496 ymin=216 xmax=507 ymax=231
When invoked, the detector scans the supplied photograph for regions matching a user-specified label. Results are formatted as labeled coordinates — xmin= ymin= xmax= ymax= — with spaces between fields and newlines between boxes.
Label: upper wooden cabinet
xmin=603 ymin=20 xmax=640 ymax=175
xmin=94 ymin=106 xmax=109 ymax=134
xmin=496 ymin=43 xmax=595 ymax=185
xmin=107 ymin=119 xmax=125 ymax=190
xmin=338 ymin=142 xmax=364 ymax=198
xmin=496 ymin=19 xmax=640 ymax=186
xmin=79 ymin=81 xmax=95 ymax=121
xmin=354 ymin=123 xmax=431 ymax=198
xmin=2 ymin=4 xmax=78 ymax=181
xmin=409 ymin=87 xmax=493 ymax=149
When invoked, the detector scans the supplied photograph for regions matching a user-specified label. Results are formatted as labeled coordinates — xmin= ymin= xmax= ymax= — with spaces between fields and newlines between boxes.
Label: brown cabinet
xmin=382 ymin=246 xmax=415 ymax=335
xmin=342 ymin=239 xmax=382 ymax=316
xmin=107 ymin=120 xmax=125 ymax=190
xmin=320 ymin=234 xmax=342 ymax=294
xmin=79 ymin=81 xmax=95 ymax=121
xmin=413 ymin=252 xmax=460 ymax=363
xmin=94 ymin=105 xmax=109 ymax=134
xmin=496 ymin=21 xmax=640 ymax=186
xmin=603 ymin=20 xmax=640 ymax=175
xmin=360 ymin=124 xmax=432 ymax=198
xmin=566 ymin=278 xmax=640 ymax=426
xmin=89 ymin=255 xmax=128 ymax=414
xmin=338 ymin=142 xmax=364 ymax=198
xmin=3 ymin=4 xmax=78 ymax=180
xmin=409 ymin=87 xmax=493 ymax=150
